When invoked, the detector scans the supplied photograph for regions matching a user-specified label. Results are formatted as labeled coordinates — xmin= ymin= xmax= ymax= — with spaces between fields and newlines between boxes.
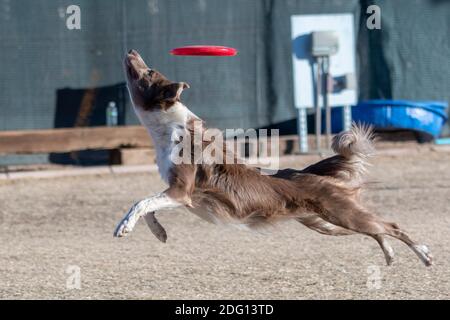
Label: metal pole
xmin=343 ymin=105 xmax=352 ymax=131
xmin=315 ymin=57 xmax=322 ymax=152
xmin=297 ymin=107 xmax=308 ymax=153
xmin=323 ymin=56 xmax=332 ymax=149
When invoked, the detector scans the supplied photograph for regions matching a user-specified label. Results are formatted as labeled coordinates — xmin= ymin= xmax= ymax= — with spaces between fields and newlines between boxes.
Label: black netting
xmin=0 ymin=0 xmax=449 ymax=165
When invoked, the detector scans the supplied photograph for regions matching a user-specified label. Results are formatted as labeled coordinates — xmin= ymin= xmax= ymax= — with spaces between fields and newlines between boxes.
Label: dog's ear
xmin=162 ymin=82 xmax=190 ymax=102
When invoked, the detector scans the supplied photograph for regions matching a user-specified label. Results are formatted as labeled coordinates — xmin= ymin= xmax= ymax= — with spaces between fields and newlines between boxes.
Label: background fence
xmin=0 ymin=0 xmax=449 ymax=164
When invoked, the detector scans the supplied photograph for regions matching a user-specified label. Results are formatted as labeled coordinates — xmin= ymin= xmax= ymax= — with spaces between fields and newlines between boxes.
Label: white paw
xmin=413 ymin=244 xmax=433 ymax=267
xmin=114 ymin=202 xmax=145 ymax=237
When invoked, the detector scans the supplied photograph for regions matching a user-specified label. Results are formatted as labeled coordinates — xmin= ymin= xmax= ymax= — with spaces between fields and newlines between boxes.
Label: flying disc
xmin=170 ymin=45 xmax=238 ymax=56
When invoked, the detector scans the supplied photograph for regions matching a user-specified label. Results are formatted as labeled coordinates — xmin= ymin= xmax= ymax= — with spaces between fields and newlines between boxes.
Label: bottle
xmin=106 ymin=101 xmax=118 ymax=126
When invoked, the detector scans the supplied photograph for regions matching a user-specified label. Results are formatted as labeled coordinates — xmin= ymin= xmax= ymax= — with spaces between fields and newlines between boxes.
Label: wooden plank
xmin=0 ymin=126 xmax=152 ymax=155
xmin=1 ymin=126 xmax=422 ymax=156
xmin=118 ymin=148 xmax=156 ymax=165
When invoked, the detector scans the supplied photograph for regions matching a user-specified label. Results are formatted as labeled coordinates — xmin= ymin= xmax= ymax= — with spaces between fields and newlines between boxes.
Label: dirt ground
xmin=0 ymin=151 xmax=449 ymax=300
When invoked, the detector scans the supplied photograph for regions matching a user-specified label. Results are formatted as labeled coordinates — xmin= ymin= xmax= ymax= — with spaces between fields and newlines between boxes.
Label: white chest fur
xmin=133 ymin=102 xmax=198 ymax=183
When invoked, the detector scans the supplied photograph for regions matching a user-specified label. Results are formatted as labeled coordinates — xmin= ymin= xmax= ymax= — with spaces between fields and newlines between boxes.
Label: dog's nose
xmin=128 ymin=49 xmax=138 ymax=55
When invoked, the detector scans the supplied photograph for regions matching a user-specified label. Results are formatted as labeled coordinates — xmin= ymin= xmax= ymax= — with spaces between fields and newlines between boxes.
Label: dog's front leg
xmin=114 ymin=192 xmax=181 ymax=238
xmin=143 ymin=212 xmax=167 ymax=243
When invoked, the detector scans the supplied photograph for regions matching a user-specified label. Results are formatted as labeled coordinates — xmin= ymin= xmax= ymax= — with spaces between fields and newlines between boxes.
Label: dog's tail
xmin=331 ymin=123 xmax=375 ymax=160
xmin=301 ymin=123 xmax=375 ymax=186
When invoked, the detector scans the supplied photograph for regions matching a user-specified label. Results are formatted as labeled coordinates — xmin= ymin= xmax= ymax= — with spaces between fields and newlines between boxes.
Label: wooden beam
xmin=118 ymin=147 xmax=156 ymax=165
xmin=0 ymin=126 xmax=152 ymax=155
xmin=2 ymin=125 xmax=418 ymax=157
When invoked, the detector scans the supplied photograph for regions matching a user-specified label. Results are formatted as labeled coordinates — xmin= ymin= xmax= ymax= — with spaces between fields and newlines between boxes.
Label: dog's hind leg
xmin=297 ymin=214 xmax=355 ymax=236
xmin=298 ymin=212 xmax=396 ymax=265
xmin=373 ymin=234 xmax=395 ymax=266
xmin=298 ymin=213 xmax=395 ymax=265
xmin=320 ymin=207 xmax=432 ymax=266
xmin=383 ymin=224 xmax=433 ymax=266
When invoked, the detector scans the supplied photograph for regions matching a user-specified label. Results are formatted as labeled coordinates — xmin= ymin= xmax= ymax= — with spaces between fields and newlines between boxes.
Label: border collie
xmin=114 ymin=49 xmax=432 ymax=267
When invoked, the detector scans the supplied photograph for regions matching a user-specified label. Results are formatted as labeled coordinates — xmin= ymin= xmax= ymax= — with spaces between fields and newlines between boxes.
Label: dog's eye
xmin=148 ymin=69 xmax=154 ymax=77
xmin=137 ymin=78 xmax=151 ymax=90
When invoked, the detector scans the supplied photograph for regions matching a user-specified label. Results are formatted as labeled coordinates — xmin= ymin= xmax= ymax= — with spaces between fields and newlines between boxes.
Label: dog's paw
xmin=413 ymin=244 xmax=433 ymax=267
xmin=114 ymin=202 xmax=144 ymax=237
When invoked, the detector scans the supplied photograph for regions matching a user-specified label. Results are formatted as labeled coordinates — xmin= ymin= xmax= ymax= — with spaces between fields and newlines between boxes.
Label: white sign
xmin=291 ymin=14 xmax=357 ymax=108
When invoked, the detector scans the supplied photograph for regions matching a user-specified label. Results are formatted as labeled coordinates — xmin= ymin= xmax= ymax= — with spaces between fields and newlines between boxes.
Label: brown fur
xmin=165 ymin=124 xmax=432 ymax=266
xmin=125 ymin=50 xmax=189 ymax=111
xmin=124 ymin=50 xmax=433 ymax=266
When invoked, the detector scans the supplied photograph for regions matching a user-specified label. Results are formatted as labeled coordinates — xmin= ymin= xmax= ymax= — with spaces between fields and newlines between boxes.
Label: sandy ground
xmin=0 ymin=151 xmax=449 ymax=300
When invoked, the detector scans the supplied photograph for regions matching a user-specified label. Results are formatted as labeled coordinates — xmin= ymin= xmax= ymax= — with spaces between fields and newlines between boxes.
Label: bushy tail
xmin=331 ymin=123 xmax=375 ymax=160
xmin=301 ymin=123 xmax=375 ymax=186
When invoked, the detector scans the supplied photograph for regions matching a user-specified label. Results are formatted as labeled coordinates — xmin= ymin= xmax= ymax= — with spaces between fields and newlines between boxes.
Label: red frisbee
xmin=170 ymin=45 xmax=238 ymax=56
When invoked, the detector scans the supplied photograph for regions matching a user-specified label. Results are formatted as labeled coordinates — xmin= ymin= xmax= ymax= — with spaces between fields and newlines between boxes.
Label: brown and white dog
xmin=115 ymin=49 xmax=433 ymax=267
